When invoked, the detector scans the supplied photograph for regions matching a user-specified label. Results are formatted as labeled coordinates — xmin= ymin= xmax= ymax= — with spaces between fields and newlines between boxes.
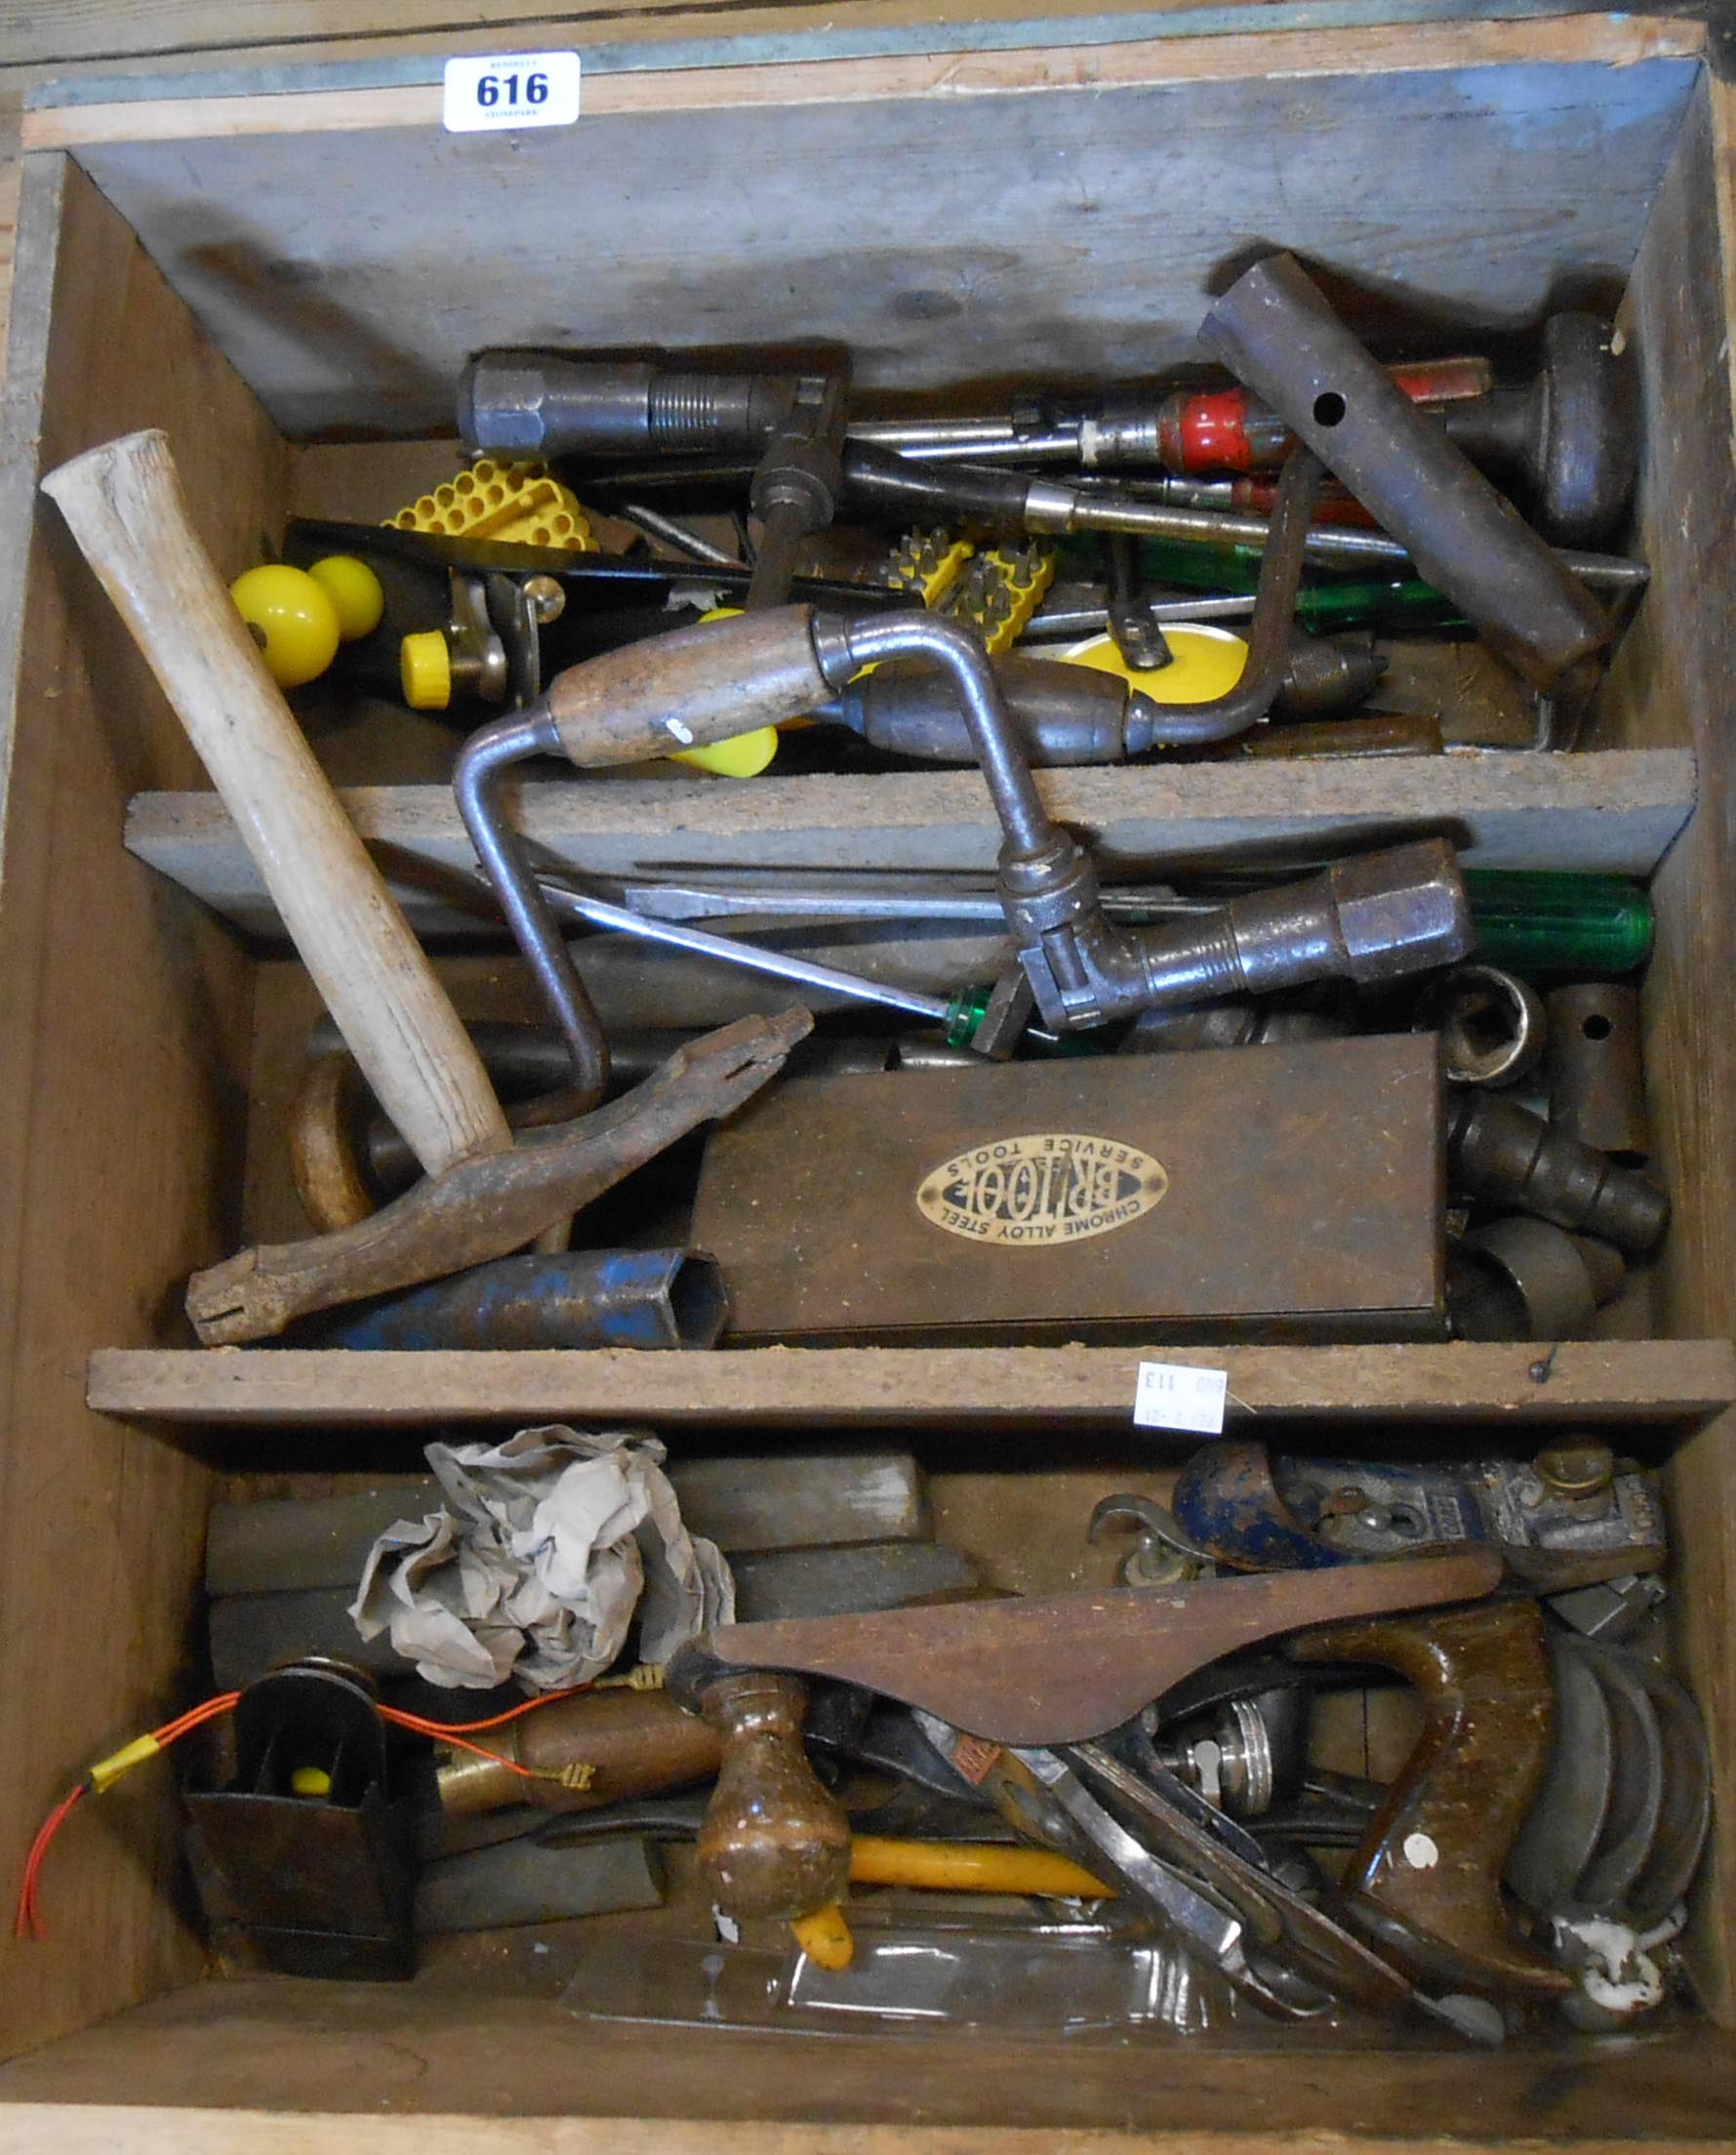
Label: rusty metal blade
xmin=186 ymin=1007 xmax=811 ymax=1344
xmin=696 ymin=1550 xmax=1503 ymax=1745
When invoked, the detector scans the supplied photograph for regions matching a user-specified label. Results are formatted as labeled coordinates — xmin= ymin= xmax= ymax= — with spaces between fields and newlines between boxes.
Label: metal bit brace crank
xmin=455 ymin=560 xmax=1474 ymax=1092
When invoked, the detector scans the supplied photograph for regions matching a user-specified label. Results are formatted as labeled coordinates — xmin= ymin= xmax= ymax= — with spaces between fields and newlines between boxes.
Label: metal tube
xmin=745 ymin=499 xmax=809 ymax=610
xmin=1545 ymin=984 xmax=1651 ymax=1164
xmin=611 ymin=877 xmax=1204 ymax=926
xmin=1197 ymin=255 xmax=1610 ymax=695
xmin=1041 ymin=484 xmax=1404 ymax=567
xmin=535 ymin=876 xmax=953 ymax=1023
xmin=1445 ymin=1091 xmax=1668 ymax=1254
xmin=828 ymin=610 xmax=1058 ymax=862
xmin=1119 ymin=838 xmax=1473 ymax=1010
xmin=307 ymin=1248 xmax=728 ymax=1352
xmin=617 ymin=503 xmax=741 ymax=568
xmin=847 ymin=418 xmax=1083 ymax=463
xmin=452 ymin=710 xmax=611 ymax=1107
xmin=1026 ymin=593 xmax=1261 ymax=637
xmin=852 ymin=451 xmax=1645 ymax=591
xmin=1049 ymin=490 xmax=1644 ymax=589
xmin=460 ymin=354 xmax=793 ymax=461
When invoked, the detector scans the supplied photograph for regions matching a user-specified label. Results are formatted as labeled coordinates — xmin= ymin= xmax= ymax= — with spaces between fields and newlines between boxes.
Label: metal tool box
xmin=3 ymin=8 xmax=1736 ymax=2149
xmin=693 ymin=1037 xmax=1446 ymax=1344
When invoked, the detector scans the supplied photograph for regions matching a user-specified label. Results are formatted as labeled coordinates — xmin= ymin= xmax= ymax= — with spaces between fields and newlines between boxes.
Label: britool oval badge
xmin=916 ymin=1132 xmax=1168 ymax=1247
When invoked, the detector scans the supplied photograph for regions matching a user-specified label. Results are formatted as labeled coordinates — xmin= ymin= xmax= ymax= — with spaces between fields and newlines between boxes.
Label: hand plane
xmin=666 ymin=1551 xmax=1499 ymax=1924
xmin=1172 ymin=1438 xmax=1664 ymax=1591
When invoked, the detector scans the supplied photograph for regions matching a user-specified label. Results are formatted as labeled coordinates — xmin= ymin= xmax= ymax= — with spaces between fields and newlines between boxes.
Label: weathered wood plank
xmin=1 ymin=0 xmax=1696 ymax=75
xmin=6 ymin=1978 xmax=1736 ymax=2145
xmin=7 ymin=2102 xmax=1736 ymax=2155
xmin=1607 ymin=69 xmax=1736 ymax=2027
xmin=50 ymin=27 xmax=1701 ymax=434
xmin=125 ymin=750 xmax=1699 ymax=935
xmin=87 ymin=1338 xmax=1736 ymax=1428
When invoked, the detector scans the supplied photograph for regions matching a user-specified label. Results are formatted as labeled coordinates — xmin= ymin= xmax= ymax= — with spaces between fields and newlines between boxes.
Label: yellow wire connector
xmin=87 ymin=1733 xmax=164 ymax=1795
xmin=595 ymin=1664 xmax=666 ymax=1691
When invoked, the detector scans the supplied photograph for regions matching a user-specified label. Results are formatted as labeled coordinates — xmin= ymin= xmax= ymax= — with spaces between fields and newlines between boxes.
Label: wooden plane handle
xmin=1294 ymin=1597 xmax=1569 ymax=1996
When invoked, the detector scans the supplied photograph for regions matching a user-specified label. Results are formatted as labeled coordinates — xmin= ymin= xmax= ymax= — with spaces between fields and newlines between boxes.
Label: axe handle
xmin=41 ymin=429 xmax=509 ymax=1181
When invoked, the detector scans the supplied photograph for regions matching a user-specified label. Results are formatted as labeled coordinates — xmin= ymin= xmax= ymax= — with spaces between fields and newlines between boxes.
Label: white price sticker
xmin=1132 ymin=1361 xmax=1228 ymax=1436
xmin=443 ymin=52 xmax=581 ymax=134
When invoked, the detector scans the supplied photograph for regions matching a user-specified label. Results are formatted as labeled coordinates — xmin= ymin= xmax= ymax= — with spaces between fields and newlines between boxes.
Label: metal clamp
xmin=1088 ymin=1492 xmax=1214 ymax=1586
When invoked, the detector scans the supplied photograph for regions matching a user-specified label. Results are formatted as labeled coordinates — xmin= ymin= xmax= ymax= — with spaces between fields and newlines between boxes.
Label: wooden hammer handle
xmin=42 ymin=430 xmax=509 ymax=1179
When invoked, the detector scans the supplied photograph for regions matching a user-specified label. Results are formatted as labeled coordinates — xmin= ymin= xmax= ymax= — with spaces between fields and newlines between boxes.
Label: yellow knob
xmin=289 ymin=1767 xmax=333 ymax=1799
xmin=670 ymin=725 xmax=781 ymax=778
xmin=400 ymin=630 xmax=453 ymax=711
xmin=1060 ymin=625 xmax=1249 ymax=705
xmin=307 ymin=553 xmax=384 ymax=641
xmin=229 ymin=563 xmax=342 ymax=689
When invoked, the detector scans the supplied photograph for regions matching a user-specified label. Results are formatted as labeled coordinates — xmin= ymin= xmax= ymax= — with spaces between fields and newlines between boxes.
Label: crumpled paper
xmin=349 ymin=1425 xmax=734 ymax=1689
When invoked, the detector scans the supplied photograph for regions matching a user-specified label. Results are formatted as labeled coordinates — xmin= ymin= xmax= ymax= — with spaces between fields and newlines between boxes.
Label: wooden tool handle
xmin=544 ymin=603 xmax=831 ymax=766
xmin=1294 ymin=1598 xmax=1568 ymax=1996
xmin=436 ymin=1686 xmax=725 ymax=1818
xmin=41 ymin=429 xmax=509 ymax=1180
xmin=691 ymin=1668 xmax=851 ymax=1923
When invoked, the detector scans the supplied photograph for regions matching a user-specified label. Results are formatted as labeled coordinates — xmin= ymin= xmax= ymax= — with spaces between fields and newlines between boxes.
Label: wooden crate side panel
xmin=0 ymin=156 xmax=286 ymax=2059
xmin=7 ymin=2104 xmax=1736 ymax=2155
xmin=0 ymin=0 xmax=1695 ymax=73
xmin=5 ymin=1979 xmax=1736 ymax=2141
xmin=1624 ymin=81 xmax=1736 ymax=1342
xmin=1667 ymin=1405 xmax=1736 ymax=2025
xmin=1567 ymin=69 xmax=1736 ymax=2022
xmin=62 ymin=39 xmax=1699 ymax=435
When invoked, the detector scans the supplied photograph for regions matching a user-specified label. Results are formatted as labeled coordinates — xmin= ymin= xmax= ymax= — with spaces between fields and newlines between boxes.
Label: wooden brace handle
xmin=544 ymin=603 xmax=832 ymax=766
xmin=41 ymin=429 xmax=509 ymax=1181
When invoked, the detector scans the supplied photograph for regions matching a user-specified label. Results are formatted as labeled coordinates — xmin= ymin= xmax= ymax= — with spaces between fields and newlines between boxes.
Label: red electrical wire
xmin=15 ymin=1682 xmax=592 ymax=1943
xmin=383 ymin=1687 xmax=585 ymax=1737
xmin=16 ymin=1785 xmax=87 ymax=1942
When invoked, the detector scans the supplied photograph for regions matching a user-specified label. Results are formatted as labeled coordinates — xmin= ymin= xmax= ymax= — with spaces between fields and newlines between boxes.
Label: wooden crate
xmin=3 ymin=10 xmax=1736 ymax=2145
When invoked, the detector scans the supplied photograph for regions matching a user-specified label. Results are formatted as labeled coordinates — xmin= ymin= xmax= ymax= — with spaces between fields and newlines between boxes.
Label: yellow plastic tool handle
xmin=544 ymin=604 xmax=830 ymax=768
xmin=848 ymin=1837 xmax=1112 ymax=1897
xmin=790 ymin=1902 xmax=855 ymax=1971
xmin=786 ymin=1840 xmax=1113 ymax=1974
xmin=671 ymin=726 xmax=781 ymax=778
